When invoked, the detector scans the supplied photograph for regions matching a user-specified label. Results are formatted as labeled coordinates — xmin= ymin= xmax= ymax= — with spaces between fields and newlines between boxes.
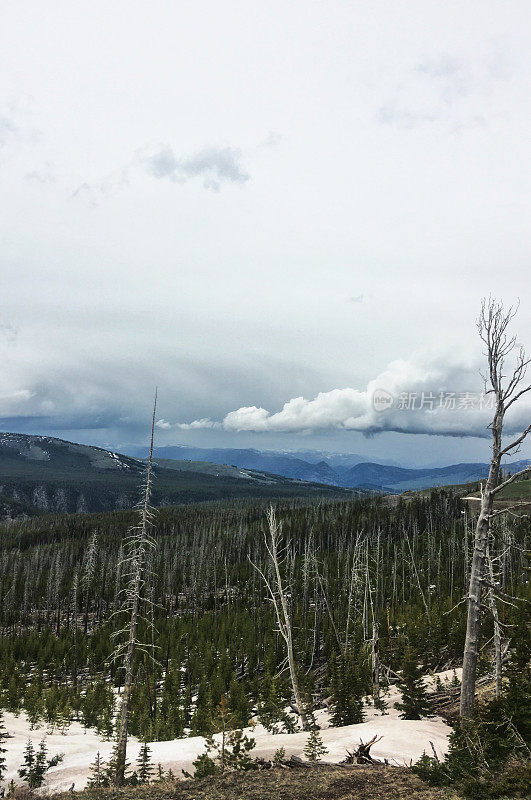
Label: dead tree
xmin=343 ymin=734 xmax=383 ymax=764
xmin=82 ymin=533 xmax=98 ymax=634
xmin=486 ymin=542 xmax=503 ymax=697
xmin=460 ymin=300 xmax=530 ymax=717
xmin=251 ymin=506 xmax=311 ymax=731
xmin=112 ymin=392 xmax=158 ymax=784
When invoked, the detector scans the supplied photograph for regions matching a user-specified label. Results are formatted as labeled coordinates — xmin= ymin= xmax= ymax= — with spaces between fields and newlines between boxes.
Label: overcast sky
xmin=1 ymin=1 xmax=530 ymax=466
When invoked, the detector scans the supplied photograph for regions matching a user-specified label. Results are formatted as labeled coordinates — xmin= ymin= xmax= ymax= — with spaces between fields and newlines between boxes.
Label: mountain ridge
xmin=123 ymin=443 xmax=530 ymax=493
xmin=0 ymin=432 xmax=354 ymax=517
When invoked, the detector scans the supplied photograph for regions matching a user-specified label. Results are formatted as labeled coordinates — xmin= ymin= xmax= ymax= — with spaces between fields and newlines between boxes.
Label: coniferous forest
xmin=0 ymin=492 xmax=528 ymax=769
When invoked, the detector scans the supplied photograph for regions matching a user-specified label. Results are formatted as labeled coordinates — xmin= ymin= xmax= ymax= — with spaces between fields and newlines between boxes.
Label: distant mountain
xmin=124 ymin=445 xmax=396 ymax=485
xmin=343 ymin=460 xmax=531 ymax=492
xmin=123 ymin=443 xmax=530 ymax=493
xmin=0 ymin=433 xmax=355 ymax=518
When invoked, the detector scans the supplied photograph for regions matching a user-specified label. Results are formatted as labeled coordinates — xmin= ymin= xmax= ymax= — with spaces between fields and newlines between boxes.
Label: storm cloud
xmin=171 ymin=355 xmax=531 ymax=438
xmin=0 ymin=1 xmax=529 ymax=463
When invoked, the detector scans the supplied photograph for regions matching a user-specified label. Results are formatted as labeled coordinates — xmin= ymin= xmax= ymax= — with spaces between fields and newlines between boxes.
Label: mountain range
xmin=123 ymin=443 xmax=530 ymax=493
xmin=1 ymin=432 xmax=528 ymax=519
xmin=0 ymin=432 xmax=354 ymax=517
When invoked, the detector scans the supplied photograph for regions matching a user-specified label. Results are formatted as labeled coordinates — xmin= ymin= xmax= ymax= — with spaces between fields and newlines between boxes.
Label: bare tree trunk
xmin=371 ymin=620 xmax=380 ymax=704
xmin=71 ymin=573 xmax=78 ymax=691
xmin=113 ymin=392 xmax=158 ymax=784
xmin=460 ymin=300 xmax=530 ymax=717
xmin=486 ymin=543 xmax=503 ymax=697
xmin=461 ymin=467 xmax=497 ymax=716
xmin=251 ymin=506 xmax=310 ymax=731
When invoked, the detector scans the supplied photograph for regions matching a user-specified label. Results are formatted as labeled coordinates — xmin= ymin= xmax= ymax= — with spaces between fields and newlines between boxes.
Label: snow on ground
xmin=3 ymin=671 xmax=459 ymax=793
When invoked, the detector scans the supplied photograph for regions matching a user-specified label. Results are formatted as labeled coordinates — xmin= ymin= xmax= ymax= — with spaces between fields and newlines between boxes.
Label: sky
xmin=1 ymin=0 xmax=530 ymax=467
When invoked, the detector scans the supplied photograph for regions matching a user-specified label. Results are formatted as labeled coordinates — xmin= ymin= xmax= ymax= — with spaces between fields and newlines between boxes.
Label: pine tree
xmin=303 ymin=727 xmax=328 ymax=762
xmin=18 ymin=739 xmax=63 ymax=789
xmin=137 ymin=742 xmax=154 ymax=783
xmin=224 ymin=728 xmax=256 ymax=771
xmin=257 ymin=671 xmax=292 ymax=734
xmin=87 ymin=752 xmax=107 ymax=787
xmin=396 ymin=645 xmax=433 ymax=720
xmin=24 ymin=682 xmax=44 ymax=729
xmin=0 ymin=711 xmax=8 ymax=784
xmin=329 ymin=652 xmax=364 ymax=726
xmin=190 ymin=679 xmax=213 ymax=736
xmin=227 ymin=676 xmax=251 ymax=729
xmin=18 ymin=739 xmax=35 ymax=787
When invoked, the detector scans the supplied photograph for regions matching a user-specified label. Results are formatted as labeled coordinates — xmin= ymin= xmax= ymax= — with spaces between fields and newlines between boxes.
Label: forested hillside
xmin=0 ymin=492 xmax=527 ymax=746
xmin=0 ymin=433 xmax=352 ymax=516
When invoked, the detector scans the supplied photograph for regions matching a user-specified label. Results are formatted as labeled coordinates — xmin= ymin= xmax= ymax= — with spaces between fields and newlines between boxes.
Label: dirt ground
xmin=50 ymin=764 xmax=454 ymax=800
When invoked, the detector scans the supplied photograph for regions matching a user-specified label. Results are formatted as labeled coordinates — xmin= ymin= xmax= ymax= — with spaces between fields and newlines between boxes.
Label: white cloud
xmin=174 ymin=354 xmax=531 ymax=439
xmin=177 ymin=418 xmax=221 ymax=430
xmin=155 ymin=418 xmax=172 ymax=429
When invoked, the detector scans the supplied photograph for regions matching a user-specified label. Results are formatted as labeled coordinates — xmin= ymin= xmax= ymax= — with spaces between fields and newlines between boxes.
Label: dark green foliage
xmin=137 ymin=742 xmax=154 ymax=783
xmin=303 ymin=727 xmax=328 ymax=762
xmin=222 ymin=729 xmax=256 ymax=771
xmin=213 ymin=695 xmax=256 ymax=772
xmin=257 ymin=672 xmax=295 ymax=734
xmin=17 ymin=738 xmax=63 ymax=789
xmin=81 ymin=682 xmax=115 ymax=733
xmin=185 ymin=750 xmax=218 ymax=779
xmin=413 ymin=643 xmax=531 ymax=798
xmin=0 ymin=491 xmax=527 ymax=761
xmin=190 ymin=680 xmax=214 ymax=736
xmin=87 ymin=751 xmax=107 ymax=788
xmin=227 ymin=676 xmax=251 ymax=729
xmin=328 ymin=652 xmax=364 ymax=726
xmin=186 ymin=695 xmax=257 ymax=777
xmin=395 ymin=645 xmax=432 ymax=720
xmin=24 ymin=681 xmax=44 ymax=729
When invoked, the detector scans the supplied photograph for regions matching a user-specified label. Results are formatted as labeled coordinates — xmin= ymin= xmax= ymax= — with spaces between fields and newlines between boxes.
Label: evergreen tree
xmin=190 ymin=679 xmax=213 ymax=736
xmin=414 ymin=648 xmax=531 ymax=798
xmin=24 ymin=682 xmax=44 ymax=729
xmin=396 ymin=646 xmax=433 ymax=720
xmin=227 ymin=676 xmax=251 ymax=729
xmin=329 ymin=652 xmax=364 ymax=726
xmin=18 ymin=739 xmax=35 ymax=787
xmin=18 ymin=739 xmax=63 ymax=789
xmin=224 ymin=728 xmax=256 ymax=771
xmin=185 ymin=750 xmax=218 ymax=779
xmin=257 ymin=671 xmax=294 ymax=734
xmin=186 ymin=696 xmax=256 ymax=777
xmin=303 ymin=727 xmax=328 ymax=762
xmin=87 ymin=751 xmax=107 ymax=788
xmin=137 ymin=742 xmax=154 ymax=783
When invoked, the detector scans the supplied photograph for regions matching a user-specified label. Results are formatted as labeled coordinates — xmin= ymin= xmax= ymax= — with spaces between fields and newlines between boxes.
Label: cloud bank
xmin=169 ymin=355 xmax=531 ymax=439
